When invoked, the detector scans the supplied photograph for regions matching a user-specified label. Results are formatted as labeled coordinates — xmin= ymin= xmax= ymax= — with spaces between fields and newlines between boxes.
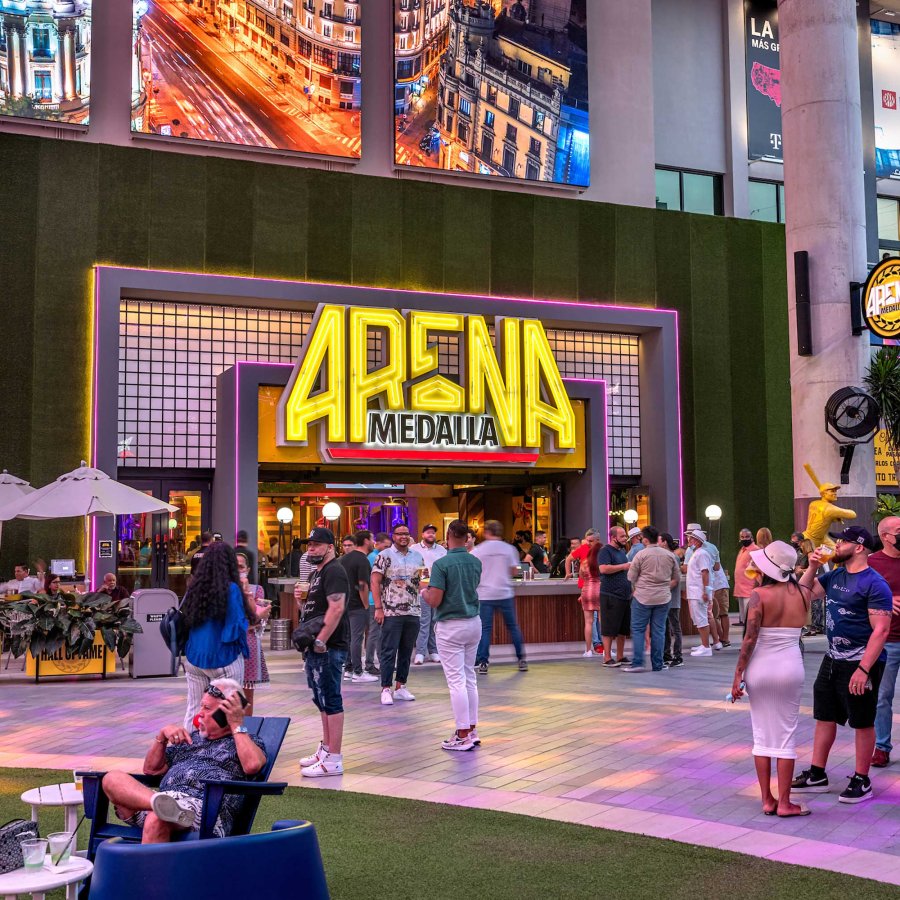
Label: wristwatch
xmin=234 ymin=726 xmax=249 ymax=734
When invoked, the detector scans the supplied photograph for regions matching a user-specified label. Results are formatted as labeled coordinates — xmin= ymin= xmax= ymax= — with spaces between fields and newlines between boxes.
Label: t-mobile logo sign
xmin=884 ymin=90 xmax=897 ymax=111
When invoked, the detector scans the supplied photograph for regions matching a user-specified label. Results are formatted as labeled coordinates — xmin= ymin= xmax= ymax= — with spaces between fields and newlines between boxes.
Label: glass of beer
xmin=817 ymin=545 xmax=835 ymax=563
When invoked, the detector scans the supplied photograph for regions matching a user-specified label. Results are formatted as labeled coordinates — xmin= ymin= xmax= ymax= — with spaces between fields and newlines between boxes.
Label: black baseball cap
xmin=829 ymin=525 xmax=877 ymax=551
xmin=308 ymin=527 xmax=336 ymax=545
xmin=422 ymin=523 xmax=438 ymax=533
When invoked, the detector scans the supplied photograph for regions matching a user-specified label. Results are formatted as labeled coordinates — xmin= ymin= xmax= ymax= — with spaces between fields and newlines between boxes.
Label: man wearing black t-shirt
xmin=294 ymin=527 xmax=350 ymax=778
xmin=524 ymin=531 xmax=550 ymax=574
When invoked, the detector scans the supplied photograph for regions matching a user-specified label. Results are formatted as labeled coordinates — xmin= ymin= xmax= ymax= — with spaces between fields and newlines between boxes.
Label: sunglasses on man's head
xmin=205 ymin=684 xmax=249 ymax=706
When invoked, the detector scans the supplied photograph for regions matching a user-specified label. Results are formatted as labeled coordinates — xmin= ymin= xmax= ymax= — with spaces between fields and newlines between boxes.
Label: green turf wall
xmin=0 ymin=133 xmax=792 ymax=570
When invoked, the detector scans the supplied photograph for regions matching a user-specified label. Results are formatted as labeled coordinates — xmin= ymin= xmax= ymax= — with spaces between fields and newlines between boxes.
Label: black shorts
xmin=599 ymin=593 xmax=631 ymax=638
xmin=812 ymin=656 xmax=885 ymax=729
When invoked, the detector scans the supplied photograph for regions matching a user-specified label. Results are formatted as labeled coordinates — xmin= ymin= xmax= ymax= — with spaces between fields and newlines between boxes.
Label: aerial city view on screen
xmin=131 ymin=0 xmax=362 ymax=157
xmin=394 ymin=0 xmax=589 ymax=186
xmin=0 ymin=0 xmax=91 ymax=124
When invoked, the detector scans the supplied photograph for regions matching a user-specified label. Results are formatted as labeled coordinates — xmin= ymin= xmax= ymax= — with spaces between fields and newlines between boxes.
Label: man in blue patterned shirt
xmin=102 ymin=678 xmax=267 ymax=842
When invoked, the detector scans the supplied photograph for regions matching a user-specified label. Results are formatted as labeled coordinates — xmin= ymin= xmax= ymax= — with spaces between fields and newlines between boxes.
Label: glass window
xmin=878 ymin=197 xmax=900 ymax=242
xmin=654 ymin=169 xmax=680 ymax=211
xmin=682 ymin=173 xmax=716 ymax=215
xmin=749 ymin=180 xmax=779 ymax=223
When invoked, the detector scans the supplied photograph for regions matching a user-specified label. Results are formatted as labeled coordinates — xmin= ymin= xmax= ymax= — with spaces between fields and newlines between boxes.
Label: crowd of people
xmin=53 ymin=512 xmax=900 ymax=843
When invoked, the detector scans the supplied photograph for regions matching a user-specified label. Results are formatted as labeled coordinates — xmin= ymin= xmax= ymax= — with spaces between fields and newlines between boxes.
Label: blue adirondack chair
xmin=78 ymin=715 xmax=289 ymax=861
xmin=88 ymin=821 xmax=329 ymax=900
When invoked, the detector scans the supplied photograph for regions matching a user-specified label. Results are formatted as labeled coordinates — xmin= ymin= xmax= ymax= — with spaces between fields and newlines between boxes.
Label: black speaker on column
xmin=795 ymin=251 xmax=812 ymax=356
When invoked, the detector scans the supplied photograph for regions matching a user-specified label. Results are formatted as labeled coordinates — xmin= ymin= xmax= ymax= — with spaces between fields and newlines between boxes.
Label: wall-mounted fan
xmin=824 ymin=387 xmax=880 ymax=484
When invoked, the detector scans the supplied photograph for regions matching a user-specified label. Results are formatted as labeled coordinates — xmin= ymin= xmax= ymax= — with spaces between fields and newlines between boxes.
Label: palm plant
xmin=864 ymin=346 xmax=900 ymax=486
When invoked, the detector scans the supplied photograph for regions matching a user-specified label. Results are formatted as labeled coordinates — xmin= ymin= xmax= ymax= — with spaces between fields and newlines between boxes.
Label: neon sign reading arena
xmin=276 ymin=305 xmax=577 ymax=465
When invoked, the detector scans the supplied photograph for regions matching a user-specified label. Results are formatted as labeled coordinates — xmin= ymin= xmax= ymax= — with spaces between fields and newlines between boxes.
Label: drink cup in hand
xmin=815 ymin=545 xmax=835 ymax=564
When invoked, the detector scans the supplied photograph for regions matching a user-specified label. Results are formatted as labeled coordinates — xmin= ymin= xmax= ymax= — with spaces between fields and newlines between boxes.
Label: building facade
xmin=0 ymin=0 xmax=90 ymax=121
xmin=394 ymin=0 xmax=450 ymax=113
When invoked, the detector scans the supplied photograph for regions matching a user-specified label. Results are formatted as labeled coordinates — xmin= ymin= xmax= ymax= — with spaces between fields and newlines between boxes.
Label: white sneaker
xmin=442 ymin=732 xmax=476 ymax=752
xmin=712 ymin=642 xmax=723 ymax=651
xmin=151 ymin=792 xmax=195 ymax=829
xmin=413 ymin=653 xmax=425 ymax=665
xmin=299 ymin=741 xmax=326 ymax=768
xmin=342 ymin=669 xmax=353 ymax=681
xmin=428 ymin=653 xmax=441 ymax=663
xmin=380 ymin=688 xmax=394 ymax=705
xmin=394 ymin=686 xmax=416 ymax=701
xmin=469 ymin=728 xmax=481 ymax=745
xmin=301 ymin=752 xmax=343 ymax=777
xmin=691 ymin=646 xmax=713 ymax=657
xmin=582 ymin=649 xmax=594 ymax=657
xmin=351 ymin=672 xmax=379 ymax=683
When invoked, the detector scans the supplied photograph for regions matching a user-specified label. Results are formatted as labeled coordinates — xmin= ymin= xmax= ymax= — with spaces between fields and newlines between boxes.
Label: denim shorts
xmin=305 ymin=648 xmax=347 ymax=715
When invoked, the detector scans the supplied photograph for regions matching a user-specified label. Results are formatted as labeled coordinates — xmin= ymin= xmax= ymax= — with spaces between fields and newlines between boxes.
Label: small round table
xmin=19 ymin=784 xmax=83 ymax=852
xmin=0 ymin=855 xmax=92 ymax=899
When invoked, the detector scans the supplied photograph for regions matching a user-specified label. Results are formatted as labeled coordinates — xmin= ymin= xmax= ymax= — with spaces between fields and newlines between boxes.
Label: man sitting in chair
xmin=102 ymin=678 xmax=267 ymax=843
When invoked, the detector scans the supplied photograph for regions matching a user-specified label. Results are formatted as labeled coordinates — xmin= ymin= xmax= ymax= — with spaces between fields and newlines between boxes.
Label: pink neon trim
xmin=90 ymin=270 xmax=100 ymax=587
xmin=328 ymin=448 xmax=542 ymax=464
xmin=672 ymin=310 xmax=685 ymax=537
xmin=94 ymin=266 xmax=680 ymax=317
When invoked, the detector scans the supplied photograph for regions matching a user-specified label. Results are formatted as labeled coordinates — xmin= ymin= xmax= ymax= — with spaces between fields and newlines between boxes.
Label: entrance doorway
xmin=117 ymin=476 xmax=211 ymax=595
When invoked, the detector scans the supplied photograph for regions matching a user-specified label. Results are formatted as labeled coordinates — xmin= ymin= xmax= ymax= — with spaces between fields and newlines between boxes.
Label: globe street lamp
xmin=322 ymin=501 xmax=341 ymax=522
xmin=276 ymin=506 xmax=294 ymax=563
xmin=705 ymin=504 xmax=722 ymax=546
xmin=623 ymin=509 xmax=639 ymax=526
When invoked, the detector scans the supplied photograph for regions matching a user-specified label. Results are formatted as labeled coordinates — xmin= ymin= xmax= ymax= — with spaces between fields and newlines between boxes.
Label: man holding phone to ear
xmin=100 ymin=678 xmax=266 ymax=843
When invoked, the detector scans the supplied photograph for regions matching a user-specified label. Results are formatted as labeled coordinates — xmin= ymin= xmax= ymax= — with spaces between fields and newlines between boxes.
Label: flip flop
xmin=777 ymin=806 xmax=812 ymax=818
xmin=763 ymin=808 xmax=777 ymax=816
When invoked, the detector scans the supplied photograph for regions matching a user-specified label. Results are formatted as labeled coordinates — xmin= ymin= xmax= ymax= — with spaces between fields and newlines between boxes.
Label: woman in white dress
xmin=731 ymin=540 xmax=810 ymax=817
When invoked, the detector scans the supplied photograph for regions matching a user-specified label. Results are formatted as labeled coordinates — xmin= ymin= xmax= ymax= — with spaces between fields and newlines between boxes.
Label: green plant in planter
xmin=874 ymin=493 xmax=900 ymax=527
xmin=0 ymin=591 xmax=143 ymax=660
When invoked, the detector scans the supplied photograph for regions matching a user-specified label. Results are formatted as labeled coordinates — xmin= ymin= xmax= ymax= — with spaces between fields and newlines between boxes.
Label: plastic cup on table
xmin=20 ymin=838 xmax=48 ymax=872
xmin=48 ymin=832 xmax=74 ymax=867
xmin=72 ymin=770 xmax=83 ymax=792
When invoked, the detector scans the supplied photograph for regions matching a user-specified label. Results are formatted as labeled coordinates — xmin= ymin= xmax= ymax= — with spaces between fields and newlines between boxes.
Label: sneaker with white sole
xmin=791 ymin=768 xmax=829 ymax=793
xmin=581 ymin=649 xmax=594 ymax=658
xmin=621 ymin=665 xmax=646 ymax=673
xmin=428 ymin=653 xmax=441 ymax=663
xmin=442 ymin=732 xmax=476 ymax=752
xmin=413 ymin=653 xmax=425 ymax=665
xmin=712 ymin=642 xmax=723 ymax=651
xmin=301 ymin=752 xmax=344 ymax=777
xmin=394 ymin=686 xmax=416 ymax=701
xmin=343 ymin=669 xmax=353 ymax=680
xmin=690 ymin=646 xmax=713 ymax=657
xmin=476 ymin=661 xmax=489 ymax=674
xmin=380 ymin=688 xmax=394 ymax=705
xmin=351 ymin=672 xmax=379 ymax=683
xmin=469 ymin=728 xmax=481 ymax=745
xmin=839 ymin=774 xmax=873 ymax=804
xmin=299 ymin=741 xmax=327 ymax=768
xmin=151 ymin=793 xmax=196 ymax=829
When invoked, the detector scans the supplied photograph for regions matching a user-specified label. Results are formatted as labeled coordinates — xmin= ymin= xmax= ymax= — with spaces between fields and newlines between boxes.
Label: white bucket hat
xmin=627 ymin=526 xmax=642 ymax=539
xmin=749 ymin=540 xmax=798 ymax=583
xmin=686 ymin=529 xmax=707 ymax=543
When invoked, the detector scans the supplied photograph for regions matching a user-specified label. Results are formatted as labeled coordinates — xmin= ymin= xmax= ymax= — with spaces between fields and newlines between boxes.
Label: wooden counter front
xmin=489 ymin=582 xmax=584 ymax=644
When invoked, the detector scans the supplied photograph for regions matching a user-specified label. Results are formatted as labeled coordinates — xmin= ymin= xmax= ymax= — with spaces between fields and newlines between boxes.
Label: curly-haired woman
xmin=180 ymin=541 xmax=249 ymax=729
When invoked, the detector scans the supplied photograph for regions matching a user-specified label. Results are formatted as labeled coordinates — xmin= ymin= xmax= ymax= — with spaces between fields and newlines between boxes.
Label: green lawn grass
xmin=1 ymin=768 xmax=896 ymax=899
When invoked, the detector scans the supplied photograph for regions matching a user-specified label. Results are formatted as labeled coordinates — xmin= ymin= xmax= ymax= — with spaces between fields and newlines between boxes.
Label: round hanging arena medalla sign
xmin=863 ymin=257 xmax=900 ymax=339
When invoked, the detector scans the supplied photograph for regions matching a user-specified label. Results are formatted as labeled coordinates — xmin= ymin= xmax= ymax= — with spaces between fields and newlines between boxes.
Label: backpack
xmin=159 ymin=606 xmax=188 ymax=675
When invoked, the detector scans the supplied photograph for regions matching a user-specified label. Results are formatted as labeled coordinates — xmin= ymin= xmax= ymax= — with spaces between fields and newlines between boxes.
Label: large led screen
xmin=131 ymin=0 xmax=361 ymax=157
xmin=393 ymin=0 xmax=589 ymax=187
xmin=874 ymin=19 xmax=900 ymax=180
xmin=0 ymin=0 xmax=91 ymax=124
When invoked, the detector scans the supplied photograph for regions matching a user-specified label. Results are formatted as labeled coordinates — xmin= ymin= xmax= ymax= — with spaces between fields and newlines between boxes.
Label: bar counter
xmin=272 ymin=577 xmax=585 ymax=644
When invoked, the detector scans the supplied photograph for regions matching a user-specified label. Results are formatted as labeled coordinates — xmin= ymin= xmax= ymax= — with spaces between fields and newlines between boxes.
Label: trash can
xmin=130 ymin=588 xmax=180 ymax=678
xmin=270 ymin=619 xmax=291 ymax=651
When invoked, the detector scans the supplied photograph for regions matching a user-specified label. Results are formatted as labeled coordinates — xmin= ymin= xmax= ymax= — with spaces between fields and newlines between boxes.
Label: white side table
xmin=0 ymin=855 xmax=92 ymax=899
xmin=19 ymin=784 xmax=84 ymax=852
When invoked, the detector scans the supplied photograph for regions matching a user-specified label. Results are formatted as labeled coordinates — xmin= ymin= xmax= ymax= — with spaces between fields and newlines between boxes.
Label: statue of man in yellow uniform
xmin=802 ymin=464 xmax=857 ymax=548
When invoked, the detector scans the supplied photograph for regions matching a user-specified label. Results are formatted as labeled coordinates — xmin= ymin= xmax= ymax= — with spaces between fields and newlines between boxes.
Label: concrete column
xmin=723 ymin=0 xmax=750 ymax=218
xmin=780 ymin=0 xmax=874 ymax=525
xmin=581 ymin=0 xmax=655 ymax=207
xmin=64 ymin=26 xmax=76 ymax=99
xmin=55 ymin=24 xmax=67 ymax=101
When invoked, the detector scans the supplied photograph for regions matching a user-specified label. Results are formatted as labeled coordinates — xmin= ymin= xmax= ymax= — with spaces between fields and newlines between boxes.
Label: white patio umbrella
xmin=0 ymin=462 xmax=176 ymax=578
xmin=0 ymin=470 xmax=36 ymax=552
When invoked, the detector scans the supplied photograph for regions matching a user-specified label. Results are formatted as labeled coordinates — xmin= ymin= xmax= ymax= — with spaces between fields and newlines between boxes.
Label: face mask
xmin=306 ymin=553 xmax=327 ymax=566
xmin=740 ymin=539 xmax=752 ymax=547
xmin=790 ymin=540 xmax=800 ymax=549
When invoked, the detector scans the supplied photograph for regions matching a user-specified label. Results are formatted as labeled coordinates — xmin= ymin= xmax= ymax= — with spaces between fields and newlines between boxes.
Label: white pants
xmin=434 ymin=616 xmax=481 ymax=731
xmin=183 ymin=657 xmax=245 ymax=729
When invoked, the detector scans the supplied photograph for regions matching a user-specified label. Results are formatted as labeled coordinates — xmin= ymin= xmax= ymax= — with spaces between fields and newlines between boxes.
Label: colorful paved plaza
xmin=4 ymin=634 xmax=900 ymax=885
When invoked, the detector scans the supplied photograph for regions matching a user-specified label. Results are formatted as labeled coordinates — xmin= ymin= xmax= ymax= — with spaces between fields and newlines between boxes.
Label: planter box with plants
xmin=0 ymin=591 xmax=142 ymax=681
